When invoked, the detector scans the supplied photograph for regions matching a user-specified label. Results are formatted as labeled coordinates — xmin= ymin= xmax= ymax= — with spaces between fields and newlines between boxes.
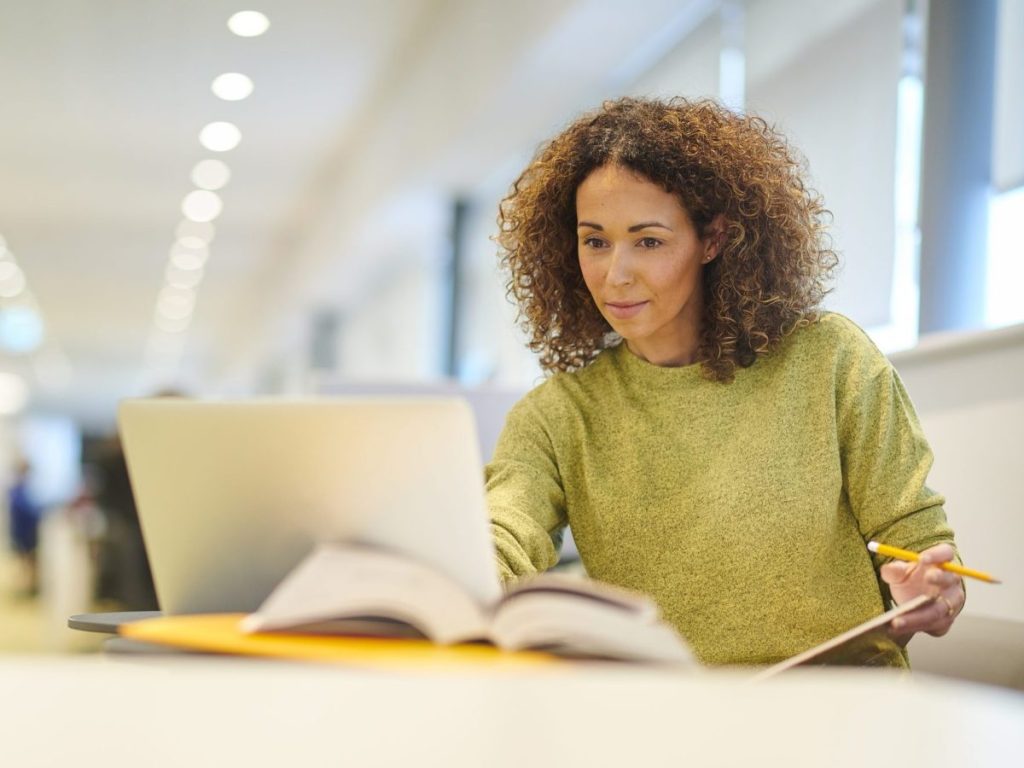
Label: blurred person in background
xmin=7 ymin=458 xmax=41 ymax=597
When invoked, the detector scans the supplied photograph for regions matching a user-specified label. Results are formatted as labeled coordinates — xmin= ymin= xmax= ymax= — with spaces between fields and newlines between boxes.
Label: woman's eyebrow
xmin=576 ymin=221 xmax=673 ymax=231
xmin=628 ymin=221 xmax=673 ymax=232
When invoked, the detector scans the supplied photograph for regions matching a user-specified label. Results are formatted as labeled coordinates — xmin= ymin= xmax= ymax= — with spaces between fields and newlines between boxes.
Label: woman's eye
xmin=582 ymin=237 xmax=606 ymax=248
xmin=638 ymin=237 xmax=662 ymax=248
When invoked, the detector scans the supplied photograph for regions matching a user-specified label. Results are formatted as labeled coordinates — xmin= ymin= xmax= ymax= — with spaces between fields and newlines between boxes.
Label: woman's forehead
xmin=576 ymin=165 xmax=690 ymax=220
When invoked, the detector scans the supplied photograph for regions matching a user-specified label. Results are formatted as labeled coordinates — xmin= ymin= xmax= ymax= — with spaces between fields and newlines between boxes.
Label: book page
xmin=500 ymin=572 xmax=660 ymax=620
xmin=492 ymin=575 xmax=694 ymax=664
xmin=242 ymin=543 xmax=490 ymax=644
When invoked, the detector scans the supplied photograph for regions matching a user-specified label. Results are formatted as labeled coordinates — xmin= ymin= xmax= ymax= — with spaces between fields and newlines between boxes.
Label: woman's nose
xmin=606 ymin=247 xmax=635 ymax=286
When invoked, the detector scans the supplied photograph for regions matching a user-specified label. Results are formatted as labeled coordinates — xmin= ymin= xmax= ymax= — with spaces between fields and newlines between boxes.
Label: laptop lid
xmin=118 ymin=397 xmax=502 ymax=614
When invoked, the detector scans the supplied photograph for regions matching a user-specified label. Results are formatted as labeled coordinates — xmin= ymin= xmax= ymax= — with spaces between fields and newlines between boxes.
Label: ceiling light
xmin=178 ymin=235 xmax=208 ymax=250
xmin=166 ymin=263 xmax=205 ymax=289
xmin=158 ymin=284 xmax=195 ymax=306
xmin=227 ymin=11 xmax=270 ymax=37
xmin=175 ymin=219 xmax=216 ymax=247
xmin=0 ymin=261 xmax=19 ymax=281
xmin=169 ymin=241 xmax=208 ymax=270
xmin=154 ymin=313 xmax=192 ymax=334
xmin=157 ymin=286 xmax=196 ymax=321
xmin=212 ymin=73 xmax=254 ymax=101
xmin=170 ymin=250 xmax=207 ymax=271
xmin=181 ymin=190 xmax=223 ymax=222
xmin=199 ymin=122 xmax=241 ymax=152
xmin=0 ymin=372 xmax=28 ymax=415
xmin=0 ymin=306 xmax=44 ymax=354
xmin=0 ymin=263 xmax=26 ymax=298
xmin=191 ymin=159 xmax=232 ymax=191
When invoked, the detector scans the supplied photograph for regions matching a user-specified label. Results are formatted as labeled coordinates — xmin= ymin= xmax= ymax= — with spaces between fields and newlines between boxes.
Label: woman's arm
xmin=485 ymin=394 xmax=568 ymax=584
xmin=835 ymin=322 xmax=964 ymax=636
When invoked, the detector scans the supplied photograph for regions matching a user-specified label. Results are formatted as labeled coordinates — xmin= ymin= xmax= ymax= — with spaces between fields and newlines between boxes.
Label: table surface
xmin=67 ymin=611 xmax=162 ymax=633
xmin=2 ymin=654 xmax=1022 ymax=767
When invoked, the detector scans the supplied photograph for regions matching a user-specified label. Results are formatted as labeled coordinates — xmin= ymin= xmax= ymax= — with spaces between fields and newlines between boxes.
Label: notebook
xmin=117 ymin=397 xmax=503 ymax=614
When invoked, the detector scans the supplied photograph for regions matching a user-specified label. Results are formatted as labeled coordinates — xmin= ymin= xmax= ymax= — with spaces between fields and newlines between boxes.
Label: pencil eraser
xmin=867 ymin=541 xmax=879 ymax=553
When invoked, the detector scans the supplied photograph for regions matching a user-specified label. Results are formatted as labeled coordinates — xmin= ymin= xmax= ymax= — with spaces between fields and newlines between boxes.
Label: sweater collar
xmin=609 ymin=341 xmax=706 ymax=384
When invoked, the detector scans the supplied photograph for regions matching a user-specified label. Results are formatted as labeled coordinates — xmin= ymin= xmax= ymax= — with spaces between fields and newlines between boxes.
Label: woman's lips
xmin=605 ymin=301 xmax=648 ymax=319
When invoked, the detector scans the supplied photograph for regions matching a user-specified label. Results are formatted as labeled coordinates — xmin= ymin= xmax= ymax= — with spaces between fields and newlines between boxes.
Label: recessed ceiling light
xmin=0 ymin=263 xmax=26 ymax=298
xmin=169 ymin=243 xmax=208 ymax=271
xmin=175 ymin=219 xmax=216 ymax=247
xmin=0 ymin=306 xmax=44 ymax=354
xmin=157 ymin=286 xmax=196 ymax=321
xmin=0 ymin=261 xmax=20 ymax=282
xmin=171 ymin=253 xmax=206 ymax=272
xmin=228 ymin=11 xmax=270 ymax=37
xmin=199 ymin=121 xmax=241 ymax=152
xmin=178 ymin=235 xmax=208 ymax=250
xmin=154 ymin=313 xmax=192 ymax=334
xmin=191 ymin=159 xmax=232 ymax=191
xmin=0 ymin=372 xmax=28 ymax=415
xmin=166 ymin=263 xmax=205 ymax=289
xmin=212 ymin=73 xmax=254 ymax=101
xmin=182 ymin=190 xmax=223 ymax=222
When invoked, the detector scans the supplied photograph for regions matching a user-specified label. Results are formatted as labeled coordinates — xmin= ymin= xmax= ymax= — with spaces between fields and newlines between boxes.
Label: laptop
xmin=115 ymin=397 xmax=503 ymax=615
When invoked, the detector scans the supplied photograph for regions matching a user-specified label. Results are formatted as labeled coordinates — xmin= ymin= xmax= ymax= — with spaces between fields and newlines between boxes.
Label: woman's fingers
xmin=880 ymin=560 xmax=914 ymax=585
xmin=890 ymin=583 xmax=964 ymax=637
xmin=918 ymin=542 xmax=956 ymax=565
xmin=879 ymin=544 xmax=965 ymax=638
xmin=924 ymin=568 xmax=960 ymax=592
xmin=891 ymin=599 xmax=953 ymax=635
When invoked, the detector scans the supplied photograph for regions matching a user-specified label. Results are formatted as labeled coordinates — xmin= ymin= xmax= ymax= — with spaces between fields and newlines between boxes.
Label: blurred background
xmin=0 ymin=0 xmax=1020 ymax=656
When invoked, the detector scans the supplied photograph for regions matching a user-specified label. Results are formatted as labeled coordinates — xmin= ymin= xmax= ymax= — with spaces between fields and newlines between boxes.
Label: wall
xmin=747 ymin=0 xmax=903 ymax=332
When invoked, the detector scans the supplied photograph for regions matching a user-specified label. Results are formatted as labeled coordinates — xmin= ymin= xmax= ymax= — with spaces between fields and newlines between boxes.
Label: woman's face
xmin=576 ymin=164 xmax=719 ymax=367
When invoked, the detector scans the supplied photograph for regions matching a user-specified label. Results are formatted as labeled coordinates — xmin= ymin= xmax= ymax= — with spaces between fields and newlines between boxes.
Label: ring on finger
xmin=937 ymin=595 xmax=955 ymax=617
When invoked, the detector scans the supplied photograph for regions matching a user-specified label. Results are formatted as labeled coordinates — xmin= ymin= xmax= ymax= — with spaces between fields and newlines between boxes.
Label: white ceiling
xmin=0 ymin=0 xmax=713 ymax=433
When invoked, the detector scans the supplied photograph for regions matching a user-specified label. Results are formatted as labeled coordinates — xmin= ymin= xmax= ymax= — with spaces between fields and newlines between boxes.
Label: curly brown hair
xmin=497 ymin=96 xmax=839 ymax=382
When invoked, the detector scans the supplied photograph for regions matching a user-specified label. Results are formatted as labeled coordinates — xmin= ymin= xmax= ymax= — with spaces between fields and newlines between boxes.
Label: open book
xmin=241 ymin=543 xmax=934 ymax=670
xmin=241 ymin=543 xmax=694 ymax=664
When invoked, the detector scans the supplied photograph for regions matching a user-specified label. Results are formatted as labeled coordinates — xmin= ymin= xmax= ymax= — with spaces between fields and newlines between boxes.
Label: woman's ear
xmin=702 ymin=214 xmax=727 ymax=264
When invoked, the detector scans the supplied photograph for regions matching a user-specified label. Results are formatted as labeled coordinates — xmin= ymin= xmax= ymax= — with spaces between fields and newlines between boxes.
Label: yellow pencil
xmin=867 ymin=541 xmax=1002 ymax=584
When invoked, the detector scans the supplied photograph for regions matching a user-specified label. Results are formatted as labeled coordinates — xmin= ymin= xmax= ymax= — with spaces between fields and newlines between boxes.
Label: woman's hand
xmin=880 ymin=543 xmax=964 ymax=643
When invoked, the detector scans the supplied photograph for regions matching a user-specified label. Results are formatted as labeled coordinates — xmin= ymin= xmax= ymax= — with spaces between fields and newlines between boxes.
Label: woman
xmin=485 ymin=97 xmax=964 ymax=667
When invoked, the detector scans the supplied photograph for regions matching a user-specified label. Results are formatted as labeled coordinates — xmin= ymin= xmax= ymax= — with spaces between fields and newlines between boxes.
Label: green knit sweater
xmin=486 ymin=313 xmax=956 ymax=667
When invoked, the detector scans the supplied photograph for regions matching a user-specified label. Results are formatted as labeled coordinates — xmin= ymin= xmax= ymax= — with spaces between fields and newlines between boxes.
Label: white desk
xmin=2 ymin=656 xmax=1023 ymax=767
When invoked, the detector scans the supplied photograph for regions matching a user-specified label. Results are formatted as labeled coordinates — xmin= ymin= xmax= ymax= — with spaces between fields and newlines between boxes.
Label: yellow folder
xmin=120 ymin=614 xmax=559 ymax=673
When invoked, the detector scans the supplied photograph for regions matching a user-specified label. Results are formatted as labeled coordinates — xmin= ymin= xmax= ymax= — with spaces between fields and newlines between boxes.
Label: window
xmin=985 ymin=185 xmax=1024 ymax=329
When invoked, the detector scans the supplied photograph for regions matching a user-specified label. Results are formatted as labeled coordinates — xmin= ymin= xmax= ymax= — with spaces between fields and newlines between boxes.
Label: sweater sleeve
xmin=485 ymin=392 xmax=567 ymax=583
xmin=835 ymin=323 xmax=957 ymax=570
